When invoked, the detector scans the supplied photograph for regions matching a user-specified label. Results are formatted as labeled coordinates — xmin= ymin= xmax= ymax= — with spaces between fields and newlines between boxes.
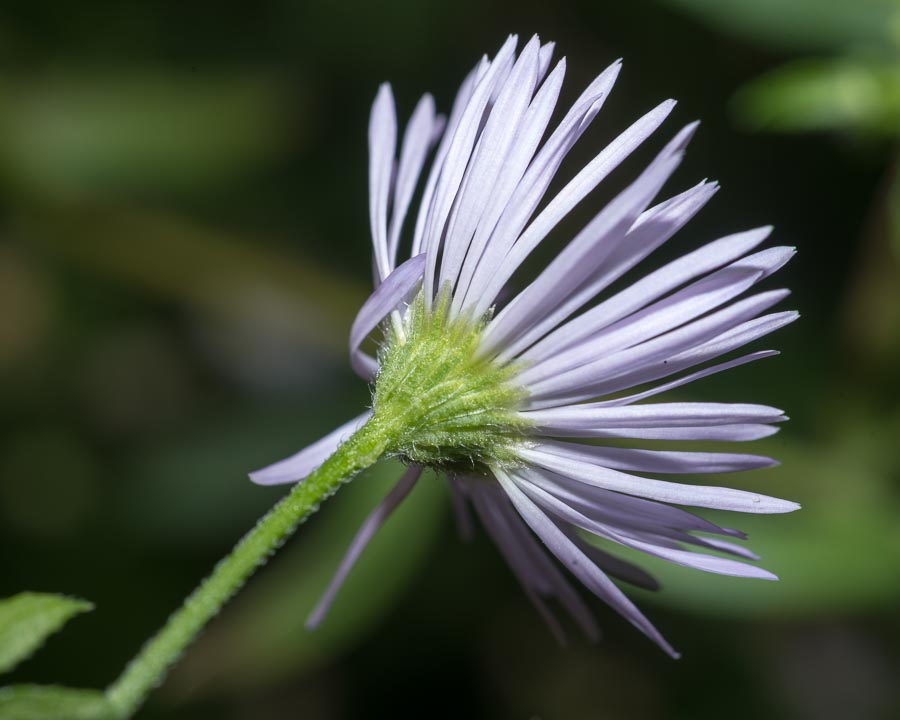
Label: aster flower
xmin=250 ymin=34 xmax=799 ymax=657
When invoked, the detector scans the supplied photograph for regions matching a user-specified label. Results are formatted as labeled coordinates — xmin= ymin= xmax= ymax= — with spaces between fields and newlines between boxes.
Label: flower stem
xmin=105 ymin=416 xmax=393 ymax=718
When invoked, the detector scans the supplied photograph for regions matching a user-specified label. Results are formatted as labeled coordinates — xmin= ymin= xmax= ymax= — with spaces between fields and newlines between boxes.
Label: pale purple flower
xmin=251 ymin=35 xmax=799 ymax=657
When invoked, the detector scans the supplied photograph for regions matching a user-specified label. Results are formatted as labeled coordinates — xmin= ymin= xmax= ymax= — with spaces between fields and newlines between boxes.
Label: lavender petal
xmin=526 ymin=290 xmax=791 ymax=406
xmin=469 ymin=480 xmax=598 ymax=643
xmin=521 ymin=401 xmax=786 ymax=430
xmin=516 ymin=477 xmax=777 ymax=580
xmin=439 ymin=36 xmax=541 ymax=293
xmin=368 ymin=84 xmax=397 ymax=283
xmin=535 ymin=423 xmax=781 ymax=442
xmin=306 ymin=465 xmax=423 ymax=629
xmin=422 ymin=35 xmax=519 ymax=302
xmin=452 ymin=57 xmax=568 ymax=313
xmin=249 ymin=412 xmax=371 ymax=486
xmin=459 ymin=61 xmax=624 ymax=313
xmin=481 ymin=123 xmax=695 ymax=355
xmin=387 ymin=94 xmax=440 ymax=269
xmin=495 ymin=467 xmax=680 ymax=658
xmin=470 ymin=100 xmax=678 ymax=320
xmin=517 ymin=443 xmax=799 ymax=514
xmin=498 ymin=180 xmax=719 ymax=362
xmin=554 ymin=312 xmax=798 ymax=406
xmin=591 ymin=350 xmax=780 ymax=408
xmin=349 ymin=254 xmax=426 ymax=379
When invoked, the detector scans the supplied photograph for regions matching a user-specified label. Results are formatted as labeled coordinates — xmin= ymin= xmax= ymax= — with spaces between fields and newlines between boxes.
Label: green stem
xmin=105 ymin=416 xmax=394 ymax=719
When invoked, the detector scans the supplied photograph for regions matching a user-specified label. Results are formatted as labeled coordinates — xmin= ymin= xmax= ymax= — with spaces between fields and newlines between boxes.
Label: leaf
xmin=732 ymin=59 xmax=900 ymax=137
xmin=654 ymin=0 xmax=899 ymax=53
xmin=0 ymin=686 xmax=115 ymax=720
xmin=0 ymin=594 xmax=93 ymax=674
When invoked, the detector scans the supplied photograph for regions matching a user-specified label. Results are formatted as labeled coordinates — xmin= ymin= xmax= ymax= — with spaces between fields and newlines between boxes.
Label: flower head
xmin=251 ymin=35 xmax=799 ymax=657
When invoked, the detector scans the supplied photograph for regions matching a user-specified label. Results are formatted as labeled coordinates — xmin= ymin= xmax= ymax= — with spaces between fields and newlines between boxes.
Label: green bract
xmin=372 ymin=289 xmax=530 ymax=473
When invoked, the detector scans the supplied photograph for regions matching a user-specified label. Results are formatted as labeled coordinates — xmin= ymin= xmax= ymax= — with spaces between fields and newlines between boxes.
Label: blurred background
xmin=2 ymin=0 xmax=899 ymax=718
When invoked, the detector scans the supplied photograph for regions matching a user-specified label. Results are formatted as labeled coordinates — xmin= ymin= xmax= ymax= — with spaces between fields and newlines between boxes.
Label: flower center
xmin=371 ymin=288 xmax=530 ymax=473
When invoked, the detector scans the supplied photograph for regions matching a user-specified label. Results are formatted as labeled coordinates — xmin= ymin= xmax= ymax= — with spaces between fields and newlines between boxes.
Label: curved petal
xmin=438 ymin=36 xmax=541 ymax=293
xmin=468 ymin=479 xmax=599 ymax=643
xmin=534 ymin=446 xmax=778 ymax=475
xmin=411 ymin=56 xmax=487 ymax=257
xmin=460 ymin=60 xmax=625 ymax=314
xmin=496 ymin=180 xmax=719 ymax=362
xmin=349 ymin=254 xmax=426 ymax=379
xmin=521 ymin=401 xmax=787 ymax=431
xmin=422 ymin=35 xmax=519 ymax=303
xmin=387 ymin=94 xmax=441 ymax=270
xmin=452 ymin=56 xmax=568 ymax=313
xmin=480 ymin=122 xmax=695 ymax=355
xmin=534 ymin=423 xmax=781 ymax=442
xmin=591 ymin=350 xmax=779 ymax=408
xmin=549 ymin=311 xmax=797 ymax=408
xmin=369 ymin=84 xmax=397 ymax=282
xmin=517 ymin=266 xmax=765 ymax=386
xmin=526 ymin=290 xmax=791 ymax=406
xmin=518 ymin=465 xmax=743 ymax=538
xmin=515 ymin=476 xmax=777 ymax=580
xmin=517 ymin=443 xmax=799 ymax=514
xmin=495 ymin=468 xmax=680 ymax=658
xmin=447 ymin=475 xmax=476 ymax=542
xmin=306 ymin=465 xmax=423 ymax=629
xmin=249 ymin=411 xmax=371 ymax=486
xmin=571 ymin=533 xmax=660 ymax=590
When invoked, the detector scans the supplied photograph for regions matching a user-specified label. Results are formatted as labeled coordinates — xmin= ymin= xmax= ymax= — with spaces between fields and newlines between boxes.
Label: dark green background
xmin=2 ymin=0 xmax=899 ymax=718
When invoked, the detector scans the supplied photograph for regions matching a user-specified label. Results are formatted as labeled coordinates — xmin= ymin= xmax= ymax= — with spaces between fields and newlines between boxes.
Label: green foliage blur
xmin=1 ymin=0 xmax=898 ymax=718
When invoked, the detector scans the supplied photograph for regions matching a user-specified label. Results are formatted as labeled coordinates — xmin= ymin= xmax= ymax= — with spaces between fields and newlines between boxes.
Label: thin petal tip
xmin=304 ymin=614 xmax=323 ymax=631
xmin=247 ymin=469 xmax=280 ymax=486
xmin=659 ymin=98 xmax=677 ymax=112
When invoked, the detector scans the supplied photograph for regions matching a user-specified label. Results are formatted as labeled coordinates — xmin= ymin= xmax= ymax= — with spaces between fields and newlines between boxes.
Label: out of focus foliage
xmin=660 ymin=0 xmax=900 ymax=256
xmin=1 ymin=0 xmax=899 ymax=718
xmin=658 ymin=0 xmax=899 ymax=53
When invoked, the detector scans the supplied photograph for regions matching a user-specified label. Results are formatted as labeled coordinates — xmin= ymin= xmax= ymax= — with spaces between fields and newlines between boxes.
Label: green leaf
xmin=0 ymin=686 xmax=114 ymax=720
xmin=0 ymin=594 xmax=93 ymax=674
xmin=732 ymin=59 xmax=900 ymax=137
xmin=654 ymin=0 xmax=900 ymax=53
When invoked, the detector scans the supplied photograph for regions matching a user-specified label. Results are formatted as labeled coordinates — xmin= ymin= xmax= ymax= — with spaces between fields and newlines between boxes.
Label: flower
xmin=250 ymin=34 xmax=799 ymax=657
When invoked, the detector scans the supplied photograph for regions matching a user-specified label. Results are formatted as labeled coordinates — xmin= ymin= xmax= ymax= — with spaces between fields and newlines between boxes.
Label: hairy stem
xmin=105 ymin=417 xmax=393 ymax=718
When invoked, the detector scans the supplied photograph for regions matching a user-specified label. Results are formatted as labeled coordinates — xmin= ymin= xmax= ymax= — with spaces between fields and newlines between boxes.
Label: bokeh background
xmin=2 ymin=0 xmax=899 ymax=718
